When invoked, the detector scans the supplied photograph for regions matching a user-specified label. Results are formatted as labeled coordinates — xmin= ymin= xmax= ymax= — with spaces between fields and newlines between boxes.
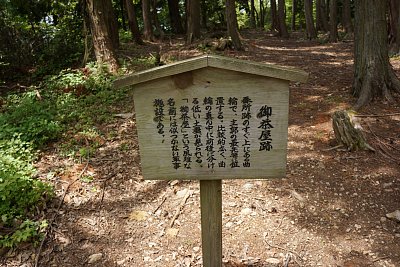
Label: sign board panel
xmin=134 ymin=68 xmax=288 ymax=180
xmin=114 ymin=55 xmax=308 ymax=180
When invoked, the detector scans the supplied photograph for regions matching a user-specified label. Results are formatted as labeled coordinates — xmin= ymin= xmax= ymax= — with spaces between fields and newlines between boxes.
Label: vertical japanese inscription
xmin=204 ymin=97 xmax=216 ymax=168
xmin=153 ymin=99 xmax=165 ymax=142
xmin=180 ymin=99 xmax=192 ymax=169
xmin=241 ymin=96 xmax=252 ymax=167
xmin=152 ymin=97 xmax=276 ymax=170
xmin=192 ymin=98 xmax=203 ymax=164
xmin=216 ymin=97 xmax=226 ymax=168
xmin=168 ymin=98 xmax=181 ymax=169
xmin=257 ymin=105 xmax=274 ymax=151
xmin=228 ymin=97 xmax=239 ymax=168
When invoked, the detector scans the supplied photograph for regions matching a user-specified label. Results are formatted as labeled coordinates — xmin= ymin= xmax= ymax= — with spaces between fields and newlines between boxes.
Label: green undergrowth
xmin=0 ymin=63 xmax=127 ymax=248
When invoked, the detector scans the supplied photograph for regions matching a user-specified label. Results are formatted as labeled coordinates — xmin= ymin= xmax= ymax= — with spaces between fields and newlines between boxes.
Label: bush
xmin=0 ymin=63 xmax=124 ymax=248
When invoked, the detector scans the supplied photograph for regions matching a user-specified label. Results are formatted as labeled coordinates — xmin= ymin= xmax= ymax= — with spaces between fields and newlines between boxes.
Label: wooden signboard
xmin=114 ymin=55 xmax=308 ymax=267
xmin=115 ymin=55 xmax=308 ymax=180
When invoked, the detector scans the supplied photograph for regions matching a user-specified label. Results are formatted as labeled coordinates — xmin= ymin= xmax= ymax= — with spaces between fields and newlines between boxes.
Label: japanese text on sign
xmin=153 ymin=97 xmax=274 ymax=170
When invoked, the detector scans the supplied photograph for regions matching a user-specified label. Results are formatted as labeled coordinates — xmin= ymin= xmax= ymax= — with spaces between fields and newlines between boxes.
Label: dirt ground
xmin=2 ymin=30 xmax=400 ymax=267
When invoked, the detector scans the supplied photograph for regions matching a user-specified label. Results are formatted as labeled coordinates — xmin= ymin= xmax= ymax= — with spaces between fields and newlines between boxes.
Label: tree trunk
xmin=291 ymin=0 xmax=296 ymax=31
xmin=304 ymin=0 xmax=317 ymax=39
xmin=104 ymin=0 xmax=119 ymax=49
xmin=226 ymin=0 xmax=243 ymax=50
xmin=151 ymin=0 xmax=164 ymax=38
xmin=125 ymin=0 xmax=143 ymax=44
xmin=353 ymin=0 xmax=400 ymax=109
xmin=186 ymin=0 xmax=201 ymax=44
xmin=329 ymin=0 xmax=338 ymax=42
xmin=270 ymin=0 xmax=278 ymax=31
xmin=142 ymin=0 xmax=154 ymax=41
xmin=389 ymin=0 xmax=400 ymax=53
xmin=250 ymin=0 xmax=256 ymax=28
xmin=332 ymin=110 xmax=374 ymax=151
xmin=277 ymin=0 xmax=289 ymax=38
xmin=120 ymin=0 xmax=127 ymax=31
xmin=168 ymin=0 xmax=184 ymax=34
xmin=201 ymin=0 xmax=208 ymax=29
xmin=260 ymin=0 xmax=265 ymax=28
xmin=342 ymin=0 xmax=353 ymax=34
xmin=86 ymin=0 xmax=119 ymax=73
xmin=316 ymin=0 xmax=329 ymax=32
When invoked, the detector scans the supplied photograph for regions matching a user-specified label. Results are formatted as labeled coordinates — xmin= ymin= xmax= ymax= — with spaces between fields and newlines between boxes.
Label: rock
xmin=241 ymin=208 xmax=252 ymax=215
xmin=166 ymin=227 xmax=179 ymax=238
xmin=88 ymin=253 xmax=103 ymax=264
xmin=225 ymin=222 xmax=234 ymax=228
xmin=242 ymin=183 xmax=254 ymax=191
xmin=386 ymin=210 xmax=400 ymax=222
xmin=265 ymin=257 xmax=281 ymax=266
xmin=114 ymin=113 xmax=134 ymax=119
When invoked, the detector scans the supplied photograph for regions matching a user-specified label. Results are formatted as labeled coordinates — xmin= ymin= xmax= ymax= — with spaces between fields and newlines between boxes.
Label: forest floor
xmin=3 ymin=30 xmax=400 ymax=267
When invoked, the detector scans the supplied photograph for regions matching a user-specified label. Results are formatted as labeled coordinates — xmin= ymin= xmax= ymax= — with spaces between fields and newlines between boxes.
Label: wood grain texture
xmin=200 ymin=180 xmax=222 ymax=267
xmin=134 ymin=67 xmax=289 ymax=180
xmin=113 ymin=55 xmax=308 ymax=89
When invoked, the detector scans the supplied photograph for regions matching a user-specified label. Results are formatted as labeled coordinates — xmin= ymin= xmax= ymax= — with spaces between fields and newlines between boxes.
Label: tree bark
xmin=291 ymin=0 xmax=296 ymax=31
xmin=332 ymin=110 xmax=374 ymax=151
xmin=389 ymin=0 xmax=400 ymax=53
xmin=226 ymin=0 xmax=243 ymax=50
xmin=168 ymin=0 xmax=184 ymax=34
xmin=250 ymin=0 xmax=256 ymax=28
xmin=329 ymin=0 xmax=338 ymax=42
xmin=270 ymin=0 xmax=278 ymax=31
xmin=260 ymin=0 xmax=265 ymax=28
xmin=316 ymin=0 xmax=329 ymax=32
xmin=151 ymin=0 xmax=164 ymax=38
xmin=342 ymin=0 xmax=353 ymax=34
xmin=186 ymin=0 xmax=201 ymax=44
xmin=125 ymin=0 xmax=143 ymax=44
xmin=353 ymin=0 xmax=400 ymax=109
xmin=304 ymin=0 xmax=317 ymax=39
xmin=277 ymin=0 xmax=289 ymax=38
xmin=142 ymin=0 xmax=154 ymax=41
xmin=104 ymin=0 xmax=119 ymax=49
xmin=86 ymin=0 xmax=119 ymax=73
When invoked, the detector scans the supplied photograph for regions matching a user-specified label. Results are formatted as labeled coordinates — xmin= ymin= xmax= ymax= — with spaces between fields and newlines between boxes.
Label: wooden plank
xmin=134 ymin=67 xmax=289 ymax=180
xmin=113 ymin=55 xmax=308 ymax=89
xmin=207 ymin=55 xmax=309 ymax=83
xmin=200 ymin=180 xmax=222 ymax=267
xmin=113 ymin=56 xmax=208 ymax=88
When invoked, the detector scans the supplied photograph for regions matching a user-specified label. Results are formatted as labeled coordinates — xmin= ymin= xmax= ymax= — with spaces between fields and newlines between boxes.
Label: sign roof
xmin=114 ymin=55 xmax=308 ymax=89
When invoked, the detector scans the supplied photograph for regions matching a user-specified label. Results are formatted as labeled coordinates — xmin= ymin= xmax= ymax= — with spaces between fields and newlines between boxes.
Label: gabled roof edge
xmin=113 ymin=55 xmax=308 ymax=89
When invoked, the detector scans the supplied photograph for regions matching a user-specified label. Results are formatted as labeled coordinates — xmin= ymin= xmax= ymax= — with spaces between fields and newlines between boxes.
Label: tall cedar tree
xmin=389 ymin=0 xmax=400 ymax=53
xmin=270 ymin=0 xmax=278 ymax=31
xmin=342 ymin=0 xmax=353 ymax=34
xmin=86 ymin=0 xmax=119 ymax=73
xmin=277 ymin=0 xmax=289 ymax=38
xmin=329 ymin=0 xmax=338 ymax=42
xmin=105 ymin=0 xmax=119 ymax=49
xmin=125 ymin=0 xmax=144 ymax=44
xmin=142 ymin=0 xmax=154 ymax=41
xmin=291 ymin=0 xmax=296 ymax=31
xmin=353 ymin=0 xmax=400 ymax=109
xmin=168 ymin=0 xmax=184 ymax=34
xmin=226 ymin=0 xmax=243 ymax=50
xmin=249 ymin=0 xmax=256 ymax=28
xmin=304 ymin=0 xmax=317 ymax=39
xmin=186 ymin=0 xmax=201 ymax=44
xmin=316 ymin=0 xmax=329 ymax=32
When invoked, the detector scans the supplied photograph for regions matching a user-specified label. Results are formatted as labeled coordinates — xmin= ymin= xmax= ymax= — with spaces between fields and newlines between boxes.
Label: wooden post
xmin=200 ymin=180 xmax=222 ymax=267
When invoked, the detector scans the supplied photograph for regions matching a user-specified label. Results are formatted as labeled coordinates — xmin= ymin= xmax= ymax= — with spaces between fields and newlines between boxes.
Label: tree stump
xmin=332 ymin=110 xmax=375 ymax=151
